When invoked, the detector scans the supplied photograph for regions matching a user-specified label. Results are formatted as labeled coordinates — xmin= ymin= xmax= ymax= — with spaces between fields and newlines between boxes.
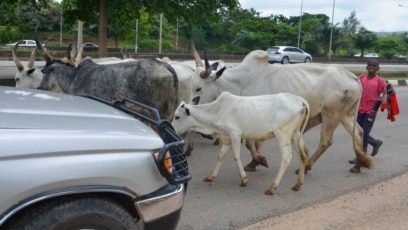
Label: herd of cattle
xmin=11 ymin=30 xmax=375 ymax=195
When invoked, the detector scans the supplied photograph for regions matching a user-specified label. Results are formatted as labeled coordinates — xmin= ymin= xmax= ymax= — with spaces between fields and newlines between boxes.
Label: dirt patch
xmin=241 ymin=172 xmax=408 ymax=230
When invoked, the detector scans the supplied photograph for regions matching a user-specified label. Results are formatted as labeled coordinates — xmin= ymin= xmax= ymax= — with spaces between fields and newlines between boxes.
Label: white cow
xmin=158 ymin=55 xmax=230 ymax=156
xmin=12 ymin=42 xmax=43 ymax=89
xmin=172 ymin=92 xmax=310 ymax=195
xmin=190 ymin=49 xmax=372 ymax=174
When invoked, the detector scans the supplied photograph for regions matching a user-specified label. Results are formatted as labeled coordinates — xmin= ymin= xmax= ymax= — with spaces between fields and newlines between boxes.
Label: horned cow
xmin=158 ymin=54 xmax=230 ymax=156
xmin=172 ymin=92 xmax=310 ymax=195
xmin=12 ymin=41 xmax=43 ymax=89
xmin=35 ymin=33 xmax=178 ymax=121
xmin=190 ymin=49 xmax=371 ymax=174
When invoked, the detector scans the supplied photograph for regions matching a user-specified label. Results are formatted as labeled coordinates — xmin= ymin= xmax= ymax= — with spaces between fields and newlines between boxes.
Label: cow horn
xmin=28 ymin=48 xmax=37 ymax=68
xmin=35 ymin=25 xmax=54 ymax=64
xmin=64 ymin=43 xmax=76 ymax=67
xmin=12 ymin=41 xmax=24 ymax=71
xmin=70 ymin=42 xmax=78 ymax=63
xmin=199 ymin=50 xmax=212 ymax=79
xmin=75 ymin=43 xmax=86 ymax=65
xmin=191 ymin=40 xmax=203 ymax=68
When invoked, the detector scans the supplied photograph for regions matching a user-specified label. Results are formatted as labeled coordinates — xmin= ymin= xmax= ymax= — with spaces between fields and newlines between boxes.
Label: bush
xmin=0 ymin=25 xmax=22 ymax=43
xmin=383 ymin=50 xmax=396 ymax=60
xmin=216 ymin=44 xmax=248 ymax=53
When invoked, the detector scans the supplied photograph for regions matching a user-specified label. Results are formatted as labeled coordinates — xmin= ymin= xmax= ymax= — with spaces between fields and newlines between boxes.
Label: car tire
xmin=281 ymin=57 xmax=289 ymax=64
xmin=5 ymin=195 xmax=140 ymax=230
xmin=304 ymin=57 xmax=311 ymax=63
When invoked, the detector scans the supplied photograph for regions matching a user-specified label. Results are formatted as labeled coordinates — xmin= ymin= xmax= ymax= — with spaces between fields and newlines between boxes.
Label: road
xmin=177 ymin=87 xmax=408 ymax=230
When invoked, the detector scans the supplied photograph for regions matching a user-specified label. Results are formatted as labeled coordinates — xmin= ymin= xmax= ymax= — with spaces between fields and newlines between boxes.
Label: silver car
xmin=0 ymin=86 xmax=191 ymax=230
xmin=6 ymin=39 xmax=44 ymax=48
xmin=266 ymin=46 xmax=312 ymax=64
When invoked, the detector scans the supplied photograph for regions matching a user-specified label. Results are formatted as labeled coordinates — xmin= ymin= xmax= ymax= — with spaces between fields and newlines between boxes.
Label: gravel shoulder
xmin=240 ymin=171 xmax=408 ymax=230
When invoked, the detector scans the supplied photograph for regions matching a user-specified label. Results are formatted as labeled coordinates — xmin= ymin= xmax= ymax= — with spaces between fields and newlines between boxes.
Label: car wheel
xmin=281 ymin=57 xmax=289 ymax=64
xmin=5 ymin=195 xmax=140 ymax=230
xmin=304 ymin=57 xmax=311 ymax=63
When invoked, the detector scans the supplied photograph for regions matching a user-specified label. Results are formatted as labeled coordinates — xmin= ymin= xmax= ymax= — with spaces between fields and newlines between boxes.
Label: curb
xmin=387 ymin=80 xmax=408 ymax=87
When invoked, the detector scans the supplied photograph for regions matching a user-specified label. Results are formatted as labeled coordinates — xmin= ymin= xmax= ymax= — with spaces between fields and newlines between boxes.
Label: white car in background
xmin=353 ymin=52 xmax=379 ymax=58
xmin=6 ymin=39 xmax=44 ymax=48
xmin=266 ymin=46 xmax=312 ymax=64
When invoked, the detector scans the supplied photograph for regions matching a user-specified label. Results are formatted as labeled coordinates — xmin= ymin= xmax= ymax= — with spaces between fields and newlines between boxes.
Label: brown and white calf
xmin=171 ymin=92 xmax=310 ymax=195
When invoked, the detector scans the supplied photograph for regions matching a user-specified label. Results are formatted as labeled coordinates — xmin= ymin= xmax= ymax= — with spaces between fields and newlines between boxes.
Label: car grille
xmin=77 ymin=95 xmax=191 ymax=185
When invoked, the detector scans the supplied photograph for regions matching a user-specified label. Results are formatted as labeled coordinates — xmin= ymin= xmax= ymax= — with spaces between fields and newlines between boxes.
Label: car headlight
xmin=153 ymin=150 xmax=174 ymax=173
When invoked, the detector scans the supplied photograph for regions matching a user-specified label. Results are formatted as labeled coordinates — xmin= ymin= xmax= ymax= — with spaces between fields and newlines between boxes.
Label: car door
xmin=26 ymin=40 xmax=36 ymax=47
xmin=283 ymin=47 xmax=294 ymax=63
xmin=292 ymin=47 xmax=304 ymax=63
xmin=284 ymin=47 xmax=300 ymax=63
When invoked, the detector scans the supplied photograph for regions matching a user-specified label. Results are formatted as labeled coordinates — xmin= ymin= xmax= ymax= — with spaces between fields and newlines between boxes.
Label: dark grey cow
xmin=37 ymin=58 xmax=178 ymax=121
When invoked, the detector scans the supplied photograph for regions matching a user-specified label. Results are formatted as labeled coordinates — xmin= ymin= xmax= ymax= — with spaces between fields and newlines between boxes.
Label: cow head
xmin=191 ymin=42 xmax=227 ymax=105
xmin=35 ymin=26 xmax=74 ymax=93
xmin=12 ymin=41 xmax=43 ymax=88
xmin=171 ymin=101 xmax=193 ymax=136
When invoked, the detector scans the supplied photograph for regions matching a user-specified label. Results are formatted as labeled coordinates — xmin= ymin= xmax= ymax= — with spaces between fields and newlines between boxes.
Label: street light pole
xmin=297 ymin=0 xmax=303 ymax=48
xmin=60 ymin=4 xmax=63 ymax=47
xmin=328 ymin=0 xmax=335 ymax=59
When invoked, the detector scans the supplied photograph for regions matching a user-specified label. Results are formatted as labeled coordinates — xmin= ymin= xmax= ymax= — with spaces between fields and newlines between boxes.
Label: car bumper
xmin=136 ymin=183 xmax=186 ymax=230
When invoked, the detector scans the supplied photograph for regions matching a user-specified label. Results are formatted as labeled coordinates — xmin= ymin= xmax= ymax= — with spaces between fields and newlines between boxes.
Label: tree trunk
xmin=98 ymin=0 xmax=107 ymax=57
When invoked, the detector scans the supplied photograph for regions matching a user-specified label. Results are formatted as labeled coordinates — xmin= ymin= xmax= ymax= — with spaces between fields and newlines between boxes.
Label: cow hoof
xmin=349 ymin=166 xmax=361 ymax=173
xmin=213 ymin=139 xmax=220 ymax=145
xmin=203 ymin=178 xmax=213 ymax=182
xmin=291 ymin=185 xmax=301 ymax=191
xmin=240 ymin=181 xmax=248 ymax=187
xmin=264 ymin=190 xmax=274 ymax=195
xmin=257 ymin=156 xmax=269 ymax=168
xmin=184 ymin=150 xmax=192 ymax=156
xmin=244 ymin=162 xmax=257 ymax=172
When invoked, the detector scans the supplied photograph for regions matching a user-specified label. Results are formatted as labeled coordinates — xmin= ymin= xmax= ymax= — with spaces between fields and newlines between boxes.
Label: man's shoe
xmin=371 ymin=139 xmax=383 ymax=157
xmin=349 ymin=158 xmax=356 ymax=164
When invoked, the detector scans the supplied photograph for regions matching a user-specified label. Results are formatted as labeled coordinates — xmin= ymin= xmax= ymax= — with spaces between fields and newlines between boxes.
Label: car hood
xmin=0 ymin=87 xmax=163 ymax=157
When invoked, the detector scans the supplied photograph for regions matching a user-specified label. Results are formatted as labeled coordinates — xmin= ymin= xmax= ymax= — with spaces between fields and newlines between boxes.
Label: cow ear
xmin=185 ymin=108 xmax=190 ymax=116
xmin=27 ymin=68 xmax=36 ymax=75
xmin=215 ymin=66 xmax=226 ymax=80
xmin=180 ymin=101 xmax=186 ymax=109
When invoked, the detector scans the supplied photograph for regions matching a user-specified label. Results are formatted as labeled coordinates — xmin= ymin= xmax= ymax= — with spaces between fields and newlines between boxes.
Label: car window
xmin=27 ymin=40 xmax=35 ymax=45
xmin=284 ymin=47 xmax=296 ymax=52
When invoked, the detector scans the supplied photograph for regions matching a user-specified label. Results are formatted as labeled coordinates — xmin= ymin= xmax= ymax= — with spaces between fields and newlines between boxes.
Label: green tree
xmin=297 ymin=13 xmax=339 ymax=56
xmin=340 ymin=10 xmax=361 ymax=56
xmin=342 ymin=10 xmax=361 ymax=35
xmin=62 ymin=0 xmax=239 ymax=57
xmin=376 ymin=36 xmax=402 ymax=59
xmin=0 ymin=2 xmax=18 ymax=25
xmin=352 ymin=28 xmax=377 ymax=58
xmin=229 ymin=10 xmax=274 ymax=50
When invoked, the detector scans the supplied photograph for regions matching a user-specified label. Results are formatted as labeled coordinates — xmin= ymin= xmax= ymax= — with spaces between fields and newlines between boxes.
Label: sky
xmin=239 ymin=0 xmax=408 ymax=32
